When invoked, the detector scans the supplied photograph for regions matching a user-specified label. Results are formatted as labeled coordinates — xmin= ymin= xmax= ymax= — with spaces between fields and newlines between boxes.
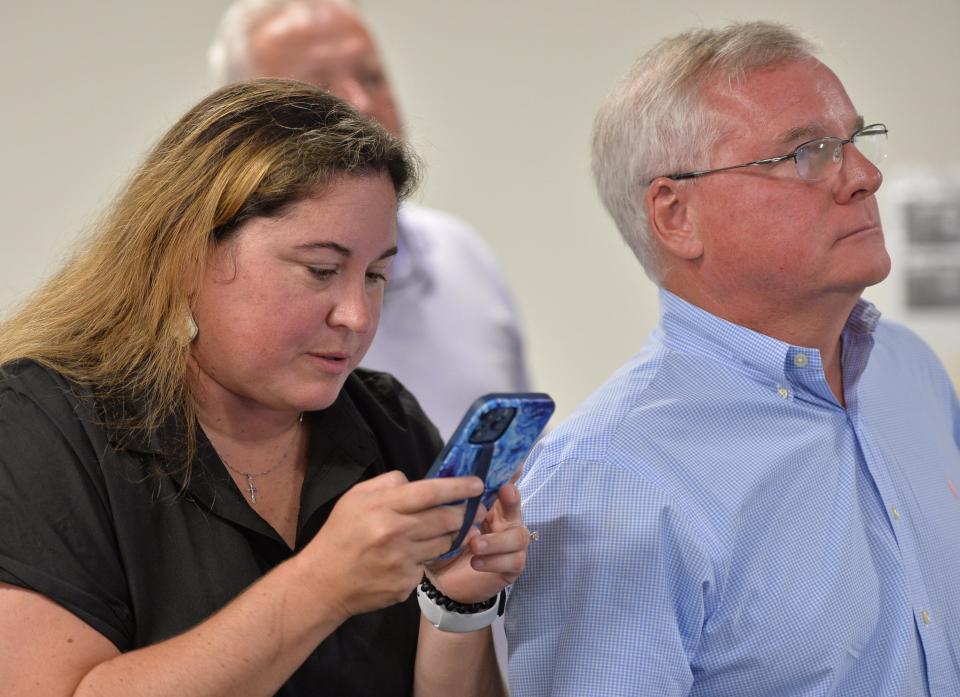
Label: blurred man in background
xmin=209 ymin=0 xmax=530 ymax=440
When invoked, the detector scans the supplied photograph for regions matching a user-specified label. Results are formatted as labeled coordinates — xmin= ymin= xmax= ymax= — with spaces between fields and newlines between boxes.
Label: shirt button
xmin=921 ymin=610 xmax=931 ymax=625
xmin=776 ymin=386 xmax=789 ymax=399
xmin=793 ymin=353 xmax=809 ymax=368
xmin=891 ymin=506 xmax=901 ymax=521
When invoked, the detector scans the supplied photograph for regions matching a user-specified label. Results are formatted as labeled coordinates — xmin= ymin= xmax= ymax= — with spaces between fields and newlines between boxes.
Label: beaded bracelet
xmin=419 ymin=575 xmax=499 ymax=613
xmin=417 ymin=575 xmax=506 ymax=633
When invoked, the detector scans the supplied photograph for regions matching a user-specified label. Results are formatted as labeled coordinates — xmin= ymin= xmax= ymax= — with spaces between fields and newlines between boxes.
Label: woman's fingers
xmin=413 ymin=534 xmax=466 ymax=564
xmin=468 ymin=525 xmax=529 ymax=559
xmin=388 ymin=476 xmax=483 ymax=514
xmin=352 ymin=468 xmax=409 ymax=493
xmin=306 ymin=475 xmax=492 ymax=616
xmin=467 ymin=524 xmax=529 ymax=577
xmin=478 ymin=482 xmax=521 ymax=535
xmin=409 ymin=504 xmax=467 ymax=541
xmin=495 ymin=482 xmax=521 ymax=522
xmin=422 ymin=478 xmax=531 ymax=603
xmin=470 ymin=551 xmax=526 ymax=577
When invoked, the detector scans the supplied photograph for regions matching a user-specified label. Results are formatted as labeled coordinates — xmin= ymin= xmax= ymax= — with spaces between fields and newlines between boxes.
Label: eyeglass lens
xmin=795 ymin=130 xmax=887 ymax=181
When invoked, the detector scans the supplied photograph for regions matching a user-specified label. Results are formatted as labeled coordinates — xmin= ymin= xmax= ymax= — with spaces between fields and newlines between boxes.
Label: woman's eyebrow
xmin=294 ymin=242 xmax=398 ymax=261
xmin=377 ymin=246 xmax=399 ymax=261
xmin=295 ymin=241 xmax=352 ymax=256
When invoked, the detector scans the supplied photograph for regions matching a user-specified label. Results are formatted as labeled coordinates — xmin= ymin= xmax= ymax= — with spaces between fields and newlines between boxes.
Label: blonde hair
xmin=592 ymin=21 xmax=818 ymax=281
xmin=0 ymin=78 xmax=418 ymax=478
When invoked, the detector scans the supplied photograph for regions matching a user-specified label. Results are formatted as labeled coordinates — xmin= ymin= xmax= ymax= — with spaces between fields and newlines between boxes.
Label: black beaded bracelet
xmin=419 ymin=575 xmax=499 ymax=615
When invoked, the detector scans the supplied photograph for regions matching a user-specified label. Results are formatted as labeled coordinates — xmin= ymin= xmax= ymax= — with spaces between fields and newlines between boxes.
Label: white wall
xmin=3 ymin=0 xmax=958 ymax=424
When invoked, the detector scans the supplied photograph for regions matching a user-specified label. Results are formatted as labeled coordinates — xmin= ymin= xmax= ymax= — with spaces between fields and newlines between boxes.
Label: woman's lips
xmin=307 ymin=351 xmax=352 ymax=374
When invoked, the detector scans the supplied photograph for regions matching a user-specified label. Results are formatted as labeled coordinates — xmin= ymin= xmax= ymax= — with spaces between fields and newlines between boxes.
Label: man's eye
xmin=796 ymin=139 xmax=829 ymax=160
xmin=359 ymin=70 xmax=385 ymax=88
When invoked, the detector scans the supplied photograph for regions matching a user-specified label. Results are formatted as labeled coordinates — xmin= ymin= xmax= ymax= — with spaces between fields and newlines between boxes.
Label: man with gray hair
xmin=209 ymin=0 xmax=530 ymax=439
xmin=506 ymin=21 xmax=960 ymax=696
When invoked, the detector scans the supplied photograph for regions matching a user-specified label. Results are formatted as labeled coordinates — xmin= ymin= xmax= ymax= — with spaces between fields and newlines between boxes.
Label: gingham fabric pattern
xmin=506 ymin=290 xmax=960 ymax=696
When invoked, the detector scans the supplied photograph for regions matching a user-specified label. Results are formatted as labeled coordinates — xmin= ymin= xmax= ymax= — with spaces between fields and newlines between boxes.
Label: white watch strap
xmin=416 ymin=585 xmax=502 ymax=633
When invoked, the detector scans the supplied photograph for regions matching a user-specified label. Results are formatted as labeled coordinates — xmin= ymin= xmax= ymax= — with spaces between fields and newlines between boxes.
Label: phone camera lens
xmin=468 ymin=406 xmax=517 ymax=444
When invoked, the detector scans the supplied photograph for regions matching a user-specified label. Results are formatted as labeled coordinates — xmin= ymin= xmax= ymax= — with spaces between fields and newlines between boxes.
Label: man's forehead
xmin=255 ymin=2 xmax=371 ymax=49
xmin=251 ymin=3 xmax=378 ymax=71
xmin=702 ymin=59 xmax=860 ymax=144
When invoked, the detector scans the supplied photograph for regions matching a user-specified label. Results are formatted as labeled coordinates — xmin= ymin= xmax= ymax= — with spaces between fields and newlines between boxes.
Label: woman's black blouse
xmin=0 ymin=360 xmax=443 ymax=696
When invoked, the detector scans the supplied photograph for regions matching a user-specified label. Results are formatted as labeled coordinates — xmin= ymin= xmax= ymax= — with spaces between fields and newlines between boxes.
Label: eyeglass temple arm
xmin=856 ymin=124 xmax=888 ymax=136
xmin=665 ymin=154 xmax=795 ymax=181
xmin=659 ymin=125 xmax=886 ymax=183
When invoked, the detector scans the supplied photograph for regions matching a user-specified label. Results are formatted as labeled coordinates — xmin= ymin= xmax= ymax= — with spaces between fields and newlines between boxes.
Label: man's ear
xmin=645 ymin=178 xmax=703 ymax=261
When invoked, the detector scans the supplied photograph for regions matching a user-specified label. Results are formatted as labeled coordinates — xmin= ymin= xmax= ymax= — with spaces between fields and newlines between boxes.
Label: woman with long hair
xmin=0 ymin=79 xmax=527 ymax=696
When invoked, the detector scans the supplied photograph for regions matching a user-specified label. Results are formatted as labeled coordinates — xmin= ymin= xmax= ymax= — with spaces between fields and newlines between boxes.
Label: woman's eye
xmin=308 ymin=266 xmax=337 ymax=280
xmin=366 ymin=271 xmax=388 ymax=284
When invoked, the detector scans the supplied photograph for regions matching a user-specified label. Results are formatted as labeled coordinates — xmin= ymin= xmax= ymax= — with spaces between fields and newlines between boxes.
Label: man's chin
xmin=864 ymin=252 xmax=893 ymax=289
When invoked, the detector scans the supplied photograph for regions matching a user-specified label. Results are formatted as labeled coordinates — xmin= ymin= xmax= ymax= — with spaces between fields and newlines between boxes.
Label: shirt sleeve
xmin=0 ymin=380 xmax=134 ymax=650
xmin=506 ymin=455 xmax=716 ymax=697
xmin=951 ymin=378 xmax=960 ymax=449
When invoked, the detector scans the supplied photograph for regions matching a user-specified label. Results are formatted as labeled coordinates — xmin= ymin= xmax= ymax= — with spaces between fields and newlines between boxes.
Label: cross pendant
xmin=245 ymin=475 xmax=258 ymax=505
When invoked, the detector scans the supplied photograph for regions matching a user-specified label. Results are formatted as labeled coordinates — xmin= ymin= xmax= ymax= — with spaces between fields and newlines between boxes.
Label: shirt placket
xmin=849 ymin=402 xmax=948 ymax=696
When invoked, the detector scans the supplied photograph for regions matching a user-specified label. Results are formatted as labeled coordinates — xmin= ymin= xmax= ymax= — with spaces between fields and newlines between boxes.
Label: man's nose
xmin=834 ymin=142 xmax=883 ymax=203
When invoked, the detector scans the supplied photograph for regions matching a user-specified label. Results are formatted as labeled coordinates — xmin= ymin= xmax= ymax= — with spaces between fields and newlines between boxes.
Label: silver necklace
xmin=214 ymin=413 xmax=304 ymax=506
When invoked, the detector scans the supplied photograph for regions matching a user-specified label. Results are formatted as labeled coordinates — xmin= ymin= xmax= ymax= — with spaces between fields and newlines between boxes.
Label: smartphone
xmin=424 ymin=392 xmax=555 ymax=558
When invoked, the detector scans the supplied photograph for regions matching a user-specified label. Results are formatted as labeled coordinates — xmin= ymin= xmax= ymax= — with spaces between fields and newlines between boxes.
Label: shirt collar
xmin=657 ymin=289 xmax=881 ymax=399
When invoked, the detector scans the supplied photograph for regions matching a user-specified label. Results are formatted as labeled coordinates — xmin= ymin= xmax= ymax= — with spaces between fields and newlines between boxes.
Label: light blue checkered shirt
xmin=507 ymin=290 xmax=960 ymax=696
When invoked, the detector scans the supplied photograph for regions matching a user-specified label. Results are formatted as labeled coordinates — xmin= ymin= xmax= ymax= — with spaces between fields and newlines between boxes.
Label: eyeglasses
xmin=655 ymin=123 xmax=888 ymax=183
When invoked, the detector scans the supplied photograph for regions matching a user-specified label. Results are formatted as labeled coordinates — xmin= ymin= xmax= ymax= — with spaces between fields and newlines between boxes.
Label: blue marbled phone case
xmin=425 ymin=392 xmax=555 ymax=558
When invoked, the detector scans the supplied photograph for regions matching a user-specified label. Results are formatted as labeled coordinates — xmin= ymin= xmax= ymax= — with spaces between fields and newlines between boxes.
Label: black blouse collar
xmin=111 ymin=378 xmax=381 ymax=548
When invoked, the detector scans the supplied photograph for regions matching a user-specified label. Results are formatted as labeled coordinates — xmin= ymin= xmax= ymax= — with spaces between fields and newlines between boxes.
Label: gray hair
xmin=208 ymin=0 xmax=357 ymax=87
xmin=591 ymin=21 xmax=819 ymax=281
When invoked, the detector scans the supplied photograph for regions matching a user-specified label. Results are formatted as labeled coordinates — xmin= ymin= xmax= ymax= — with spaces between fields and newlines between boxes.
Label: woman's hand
xmin=299 ymin=470 xmax=483 ymax=621
xmin=425 ymin=474 xmax=530 ymax=604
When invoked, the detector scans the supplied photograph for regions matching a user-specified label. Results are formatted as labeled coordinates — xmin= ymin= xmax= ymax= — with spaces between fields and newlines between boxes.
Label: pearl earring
xmin=186 ymin=314 xmax=199 ymax=342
